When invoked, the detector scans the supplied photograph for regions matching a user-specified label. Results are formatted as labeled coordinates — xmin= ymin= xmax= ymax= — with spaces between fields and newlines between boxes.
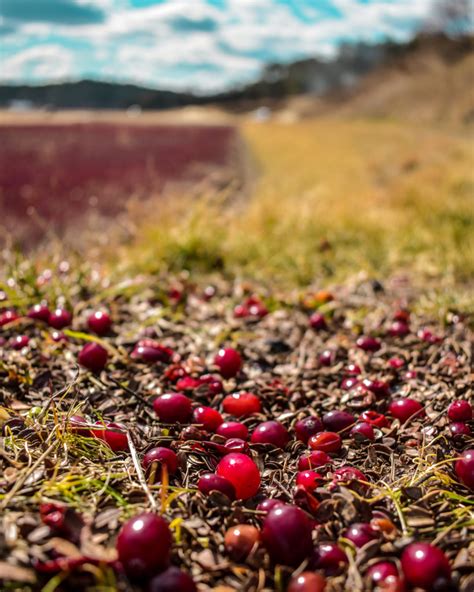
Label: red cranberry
xmin=149 ymin=567 xmax=196 ymax=592
xmin=322 ymin=410 xmax=355 ymax=433
xmin=116 ymin=513 xmax=171 ymax=579
xmin=288 ymin=572 xmax=326 ymax=592
xmin=312 ymin=542 xmax=348 ymax=575
xmin=153 ymin=393 xmax=192 ymax=423
xmin=78 ymin=342 xmax=108 ymax=372
xmin=309 ymin=312 xmax=327 ymax=330
xmin=203 ymin=285 xmax=216 ymax=300
xmin=198 ymin=473 xmax=235 ymax=500
xmin=388 ymin=398 xmax=425 ymax=423
xmin=261 ymin=505 xmax=313 ymax=566
xmin=388 ymin=321 xmax=410 ymax=337
xmin=222 ymin=392 xmax=261 ymax=417
xmin=214 ymin=347 xmax=242 ymax=379
xmin=193 ymin=406 xmax=223 ymax=432
xmin=224 ymin=524 xmax=260 ymax=561
xmin=296 ymin=470 xmax=324 ymax=493
xmin=401 ymin=543 xmax=451 ymax=589
xmin=257 ymin=498 xmax=285 ymax=513
xmin=362 ymin=378 xmax=390 ymax=397
xmin=223 ymin=438 xmax=250 ymax=455
xmin=216 ymin=453 xmax=261 ymax=499
xmin=298 ymin=450 xmax=332 ymax=471
xmin=0 ymin=310 xmax=20 ymax=326
xmin=341 ymin=377 xmax=359 ymax=390
xmin=51 ymin=331 xmax=67 ymax=343
xmin=142 ymin=447 xmax=179 ymax=480
xmin=418 ymin=328 xmax=442 ymax=344
xmin=131 ymin=340 xmax=173 ymax=363
xmin=332 ymin=466 xmax=368 ymax=491
xmin=393 ymin=309 xmax=410 ymax=322
xmin=10 ymin=335 xmax=29 ymax=350
xmin=68 ymin=415 xmax=90 ymax=437
xmin=319 ymin=349 xmax=336 ymax=366
xmin=295 ymin=416 xmax=323 ymax=443
xmin=360 ymin=410 xmax=390 ymax=428
xmin=351 ymin=422 xmax=375 ymax=443
xmin=197 ymin=374 xmax=223 ymax=395
xmin=367 ymin=561 xmax=399 ymax=584
xmin=216 ymin=421 xmax=248 ymax=440
xmin=93 ymin=422 xmax=128 ymax=452
xmin=87 ymin=311 xmax=111 ymax=336
xmin=343 ymin=522 xmax=378 ymax=548
xmin=447 ymin=400 xmax=472 ymax=422
xmin=455 ymin=449 xmax=474 ymax=490
xmin=251 ymin=421 xmax=289 ymax=449
xmin=404 ymin=370 xmax=418 ymax=380
xmin=388 ymin=357 xmax=405 ymax=369
xmin=27 ymin=304 xmax=50 ymax=322
xmin=356 ymin=336 xmax=381 ymax=352
xmin=246 ymin=296 xmax=268 ymax=318
xmin=309 ymin=431 xmax=341 ymax=453
xmin=345 ymin=363 xmax=362 ymax=375
xmin=48 ymin=308 xmax=72 ymax=329
xmin=449 ymin=422 xmax=471 ymax=437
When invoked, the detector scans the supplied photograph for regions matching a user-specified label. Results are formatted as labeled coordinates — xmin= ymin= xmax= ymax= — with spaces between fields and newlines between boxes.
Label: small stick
xmin=127 ymin=433 xmax=157 ymax=511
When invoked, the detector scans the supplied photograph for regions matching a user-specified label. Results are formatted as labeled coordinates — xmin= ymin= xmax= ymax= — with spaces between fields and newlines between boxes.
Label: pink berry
xmin=388 ymin=356 xmax=405 ymax=369
xmin=295 ymin=416 xmax=323 ymax=443
xmin=296 ymin=470 xmax=324 ymax=493
xmin=401 ymin=543 xmax=451 ymax=589
xmin=455 ymin=448 xmax=474 ymax=490
xmin=198 ymin=473 xmax=236 ymax=500
xmin=27 ymin=304 xmax=50 ymax=322
xmin=251 ymin=421 xmax=289 ymax=449
xmin=222 ymin=392 xmax=261 ymax=417
xmin=214 ymin=347 xmax=242 ymax=379
xmin=447 ymin=400 xmax=472 ymax=422
xmin=142 ymin=447 xmax=179 ymax=479
xmin=343 ymin=522 xmax=378 ymax=548
xmin=153 ymin=393 xmax=192 ymax=423
xmin=149 ymin=567 xmax=196 ymax=592
xmin=216 ymin=453 xmax=261 ymax=500
xmin=48 ymin=308 xmax=72 ymax=329
xmin=78 ymin=342 xmax=108 ymax=372
xmin=216 ymin=421 xmax=248 ymax=440
xmin=261 ymin=505 xmax=313 ymax=566
xmin=87 ymin=311 xmax=111 ymax=336
xmin=193 ymin=406 xmax=223 ymax=432
xmin=388 ymin=398 xmax=425 ymax=423
xmin=93 ymin=422 xmax=128 ymax=452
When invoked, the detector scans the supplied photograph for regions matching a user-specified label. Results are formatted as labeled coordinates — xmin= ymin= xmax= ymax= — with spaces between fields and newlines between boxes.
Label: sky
xmin=0 ymin=0 xmax=439 ymax=92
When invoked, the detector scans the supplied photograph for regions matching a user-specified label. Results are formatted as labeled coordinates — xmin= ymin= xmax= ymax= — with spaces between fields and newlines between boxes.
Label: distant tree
xmin=425 ymin=0 xmax=473 ymax=37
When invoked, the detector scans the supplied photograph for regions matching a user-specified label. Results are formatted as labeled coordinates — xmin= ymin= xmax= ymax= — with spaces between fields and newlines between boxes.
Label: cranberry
xmin=116 ymin=513 xmax=171 ymax=579
xmin=93 ymin=422 xmax=128 ymax=452
xmin=401 ymin=543 xmax=451 ymax=589
xmin=224 ymin=524 xmax=259 ymax=561
xmin=198 ymin=473 xmax=235 ymax=500
xmin=362 ymin=378 xmax=390 ymax=397
xmin=393 ymin=309 xmax=410 ymax=322
xmin=193 ymin=406 xmax=223 ymax=432
xmin=223 ymin=438 xmax=250 ymax=455
xmin=87 ymin=311 xmax=111 ymax=336
xmin=351 ymin=421 xmax=375 ymax=443
xmin=332 ymin=466 xmax=368 ymax=491
xmin=0 ymin=309 xmax=19 ymax=326
xmin=214 ymin=347 xmax=242 ymax=379
xmin=367 ymin=561 xmax=399 ymax=585
xmin=78 ymin=342 xmax=108 ymax=372
xmin=345 ymin=363 xmax=362 ymax=375
xmin=388 ymin=356 xmax=405 ymax=369
xmin=447 ymin=400 xmax=472 ymax=422
xmin=295 ymin=416 xmax=323 ymax=443
xmin=48 ymin=308 xmax=72 ymax=329
xmin=343 ymin=523 xmax=378 ymax=548
xmin=298 ymin=450 xmax=332 ymax=471
xmin=288 ymin=572 xmax=326 ymax=592
xmin=322 ymin=410 xmax=355 ymax=433
xmin=216 ymin=453 xmax=261 ymax=499
xmin=319 ymin=349 xmax=336 ymax=366
xmin=153 ymin=393 xmax=192 ymax=423
xmin=418 ymin=328 xmax=442 ymax=344
xmin=149 ymin=567 xmax=196 ymax=592
xmin=222 ymin=392 xmax=261 ymax=417
xmin=51 ymin=331 xmax=67 ymax=342
xmin=131 ymin=340 xmax=173 ymax=363
xmin=388 ymin=398 xmax=425 ymax=423
xmin=309 ymin=431 xmax=341 ymax=453
xmin=296 ymin=470 xmax=324 ymax=493
xmin=356 ymin=336 xmax=381 ymax=352
xmin=197 ymin=374 xmax=223 ymax=395
xmin=203 ymin=285 xmax=216 ymax=300
xmin=142 ymin=447 xmax=179 ymax=480
xmin=449 ymin=422 xmax=471 ymax=437
xmin=455 ymin=449 xmax=474 ymax=490
xmin=261 ymin=505 xmax=313 ymax=566
xmin=27 ymin=304 xmax=50 ymax=322
xmin=312 ymin=542 xmax=347 ymax=575
xmin=10 ymin=335 xmax=29 ymax=350
xmin=216 ymin=421 xmax=248 ymax=440
xmin=341 ymin=377 xmax=359 ymax=390
xmin=388 ymin=321 xmax=410 ymax=337
xmin=257 ymin=498 xmax=285 ymax=514
xmin=309 ymin=312 xmax=327 ymax=330
xmin=68 ymin=415 xmax=90 ymax=437
xmin=360 ymin=410 xmax=390 ymax=428
xmin=251 ymin=421 xmax=289 ymax=449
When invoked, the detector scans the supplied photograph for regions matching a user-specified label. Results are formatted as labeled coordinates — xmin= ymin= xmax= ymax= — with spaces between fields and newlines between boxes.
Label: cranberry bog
xmin=0 ymin=122 xmax=238 ymax=245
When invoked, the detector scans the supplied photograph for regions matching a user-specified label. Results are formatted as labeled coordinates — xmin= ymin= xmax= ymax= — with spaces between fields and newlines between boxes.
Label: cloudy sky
xmin=0 ymin=0 xmax=438 ymax=92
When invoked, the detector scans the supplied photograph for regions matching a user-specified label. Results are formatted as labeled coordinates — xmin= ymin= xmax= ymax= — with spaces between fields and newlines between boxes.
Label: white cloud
xmin=1 ymin=45 xmax=75 ymax=81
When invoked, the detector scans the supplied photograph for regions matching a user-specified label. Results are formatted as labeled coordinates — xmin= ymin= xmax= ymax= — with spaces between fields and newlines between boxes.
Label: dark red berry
xmin=309 ymin=312 xmax=327 ymax=330
xmin=149 ymin=567 xmax=196 ymax=592
xmin=388 ymin=356 xmax=405 ymax=369
xmin=360 ymin=410 xmax=390 ymax=428
xmin=367 ymin=561 xmax=398 ymax=585
xmin=296 ymin=470 xmax=324 ymax=493
xmin=93 ymin=422 xmax=128 ymax=452
xmin=331 ymin=466 xmax=369 ymax=491
xmin=131 ymin=340 xmax=173 ymax=363
xmin=455 ymin=448 xmax=474 ymax=490
xmin=447 ymin=400 xmax=472 ymax=422
xmin=116 ymin=513 xmax=171 ymax=579
xmin=27 ymin=304 xmax=50 ymax=322
xmin=10 ymin=335 xmax=29 ymax=350
xmin=198 ymin=473 xmax=235 ymax=500
xmin=362 ymin=378 xmax=390 ymax=397
xmin=48 ymin=308 xmax=72 ymax=329
xmin=142 ymin=447 xmax=179 ymax=480
xmin=418 ymin=328 xmax=442 ymax=344
xmin=288 ymin=572 xmax=326 ymax=592
xmin=343 ymin=522 xmax=378 ymax=548
xmin=298 ymin=450 xmax=332 ymax=471
xmin=356 ymin=336 xmax=381 ymax=352
xmin=388 ymin=321 xmax=410 ymax=337
xmin=216 ymin=453 xmax=261 ymax=499
xmin=350 ymin=422 xmax=375 ymax=443
xmin=0 ymin=310 xmax=20 ymax=326
xmin=193 ymin=406 xmax=223 ymax=432
xmin=257 ymin=498 xmax=285 ymax=513
xmin=214 ymin=347 xmax=242 ymax=379
xmin=449 ymin=422 xmax=471 ymax=437
xmin=51 ymin=331 xmax=67 ymax=342
xmin=222 ymin=392 xmax=261 ymax=417
xmin=295 ymin=416 xmax=323 ymax=443
xmin=68 ymin=415 xmax=90 ymax=437
xmin=87 ymin=311 xmax=111 ymax=336
xmin=319 ymin=349 xmax=336 ymax=366
xmin=251 ymin=421 xmax=289 ymax=449
xmin=216 ymin=421 xmax=248 ymax=440
xmin=153 ymin=393 xmax=192 ymax=423
xmin=401 ymin=543 xmax=451 ymax=589
xmin=78 ymin=342 xmax=108 ymax=372
xmin=312 ymin=542 xmax=348 ymax=575
xmin=224 ymin=524 xmax=260 ymax=561
xmin=261 ymin=505 xmax=313 ymax=566
xmin=309 ymin=431 xmax=341 ymax=453
xmin=322 ymin=410 xmax=355 ymax=433
xmin=393 ymin=309 xmax=410 ymax=322
xmin=388 ymin=398 xmax=424 ymax=423
xmin=341 ymin=377 xmax=359 ymax=390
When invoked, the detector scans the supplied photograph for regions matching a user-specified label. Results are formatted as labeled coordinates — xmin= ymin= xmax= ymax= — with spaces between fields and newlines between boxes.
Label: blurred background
xmin=0 ymin=0 xmax=472 ymax=294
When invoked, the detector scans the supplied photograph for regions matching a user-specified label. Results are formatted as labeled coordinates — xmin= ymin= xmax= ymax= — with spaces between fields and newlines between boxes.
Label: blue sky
xmin=0 ymin=0 xmax=437 ymax=92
